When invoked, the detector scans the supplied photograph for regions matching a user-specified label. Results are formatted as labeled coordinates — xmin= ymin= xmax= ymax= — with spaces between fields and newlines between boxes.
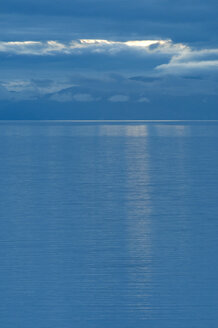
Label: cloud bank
xmin=0 ymin=38 xmax=217 ymax=119
xmin=1 ymin=39 xmax=218 ymax=77
xmin=0 ymin=39 xmax=184 ymax=56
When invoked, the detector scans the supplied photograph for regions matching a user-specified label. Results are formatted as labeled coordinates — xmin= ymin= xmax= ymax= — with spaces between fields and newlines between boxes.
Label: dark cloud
xmin=0 ymin=0 xmax=217 ymax=21
xmin=0 ymin=0 xmax=217 ymax=44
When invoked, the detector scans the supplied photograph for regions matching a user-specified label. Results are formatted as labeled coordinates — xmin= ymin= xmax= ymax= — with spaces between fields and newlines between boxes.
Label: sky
xmin=0 ymin=0 xmax=218 ymax=119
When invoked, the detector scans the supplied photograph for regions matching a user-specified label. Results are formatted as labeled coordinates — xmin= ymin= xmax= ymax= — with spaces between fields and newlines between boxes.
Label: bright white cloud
xmin=157 ymin=60 xmax=218 ymax=75
xmin=68 ymin=39 xmax=190 ymax=56
xmin=0 ymin=38 xmax=188 ymax=56
xmin=156 ymin=47 xmax=218 ymax=75
xmin=0 ymin=40 xmax=68 ymax=55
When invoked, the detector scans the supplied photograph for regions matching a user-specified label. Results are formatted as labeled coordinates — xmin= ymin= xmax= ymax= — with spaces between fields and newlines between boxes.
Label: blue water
xmin=0 ymin=121 xmax=217 ymax=328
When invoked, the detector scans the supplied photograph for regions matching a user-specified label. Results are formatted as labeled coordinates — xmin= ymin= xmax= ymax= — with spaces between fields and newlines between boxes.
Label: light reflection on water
xmin=1 ymin=120 xmax=217 ymax=137
xmin=124 ymin=136 xmax=153 ymax=315
xmin=0 ymin=121 xmax=217 ymax=328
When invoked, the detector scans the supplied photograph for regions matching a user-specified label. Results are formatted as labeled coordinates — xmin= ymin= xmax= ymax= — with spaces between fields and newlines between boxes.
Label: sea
xmin=0 ymin=121 xmax=217 ymax=328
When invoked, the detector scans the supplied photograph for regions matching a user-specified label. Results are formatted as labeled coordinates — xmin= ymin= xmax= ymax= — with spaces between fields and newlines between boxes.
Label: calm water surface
xmin=0 ymin=121 xmax=217 ymax=328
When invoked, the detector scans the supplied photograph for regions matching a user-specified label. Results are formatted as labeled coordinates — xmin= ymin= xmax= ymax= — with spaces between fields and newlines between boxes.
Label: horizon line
xmin=1 ymin=120 xmax=218 ymax=123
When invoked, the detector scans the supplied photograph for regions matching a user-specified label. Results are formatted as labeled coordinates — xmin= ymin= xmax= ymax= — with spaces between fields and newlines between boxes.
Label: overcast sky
xmin=0 ymin=0 xmax=218 ymax=119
